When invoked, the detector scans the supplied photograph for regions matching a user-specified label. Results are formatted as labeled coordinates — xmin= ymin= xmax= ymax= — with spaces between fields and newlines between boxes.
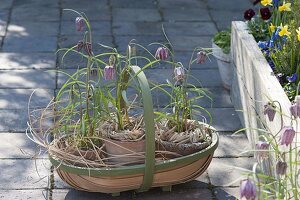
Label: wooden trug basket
xmin=49 ymin=66 xmax=219 ymax=195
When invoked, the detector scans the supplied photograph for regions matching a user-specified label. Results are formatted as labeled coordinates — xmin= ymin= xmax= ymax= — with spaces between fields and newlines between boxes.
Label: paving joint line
xmin=0 ymin=0 xmax=14 ymax=51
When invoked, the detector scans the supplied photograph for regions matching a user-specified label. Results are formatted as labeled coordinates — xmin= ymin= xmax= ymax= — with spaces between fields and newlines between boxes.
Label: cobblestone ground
xmin=0 ymin=0 xmax=254 ymax=199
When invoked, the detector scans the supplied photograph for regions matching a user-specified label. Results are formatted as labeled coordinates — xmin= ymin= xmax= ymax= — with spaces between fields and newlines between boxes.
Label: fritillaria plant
xmin=239 ymin=97 xmax=299 ymax=199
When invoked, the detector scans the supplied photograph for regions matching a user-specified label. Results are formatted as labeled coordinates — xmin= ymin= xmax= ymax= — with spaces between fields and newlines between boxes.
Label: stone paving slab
xmin=13 ymin=0 xmax=60 ymax=8
xmin=0 ymin=70 xmax=56 ymax=89
xmin=61 ymin=21 xmax=111 ymax=36
xmin=0 ymin=53 xmax=56 ymax=69
xmin=0 ymin=159 xmax=50 ymax=189
xmin=0 ymin=0 xmax=13 ymax=10
xmin=0 ymin=133 xmax=47 ymax=159
xmin=162 ymin=8 xmax=211 ymax=22
xmin=207 ymin=0 xmax=251 ymax=11
xmin=163 ymin=22 xmax=217 ymax=36
xmin=61 ymin=8 xmax=111 ymax=21
xmin=57 ymin=68 xmax=222 ymax=88
xmin=169 ymin=36 xmax=212 ymax=51
xmin=7 ymin=21 xmax=59 ymax=37
xmin=0 ymin=9 xmax=9 ymax=37
xmin=213 ymin=187 xmax=240 ymax=200
xmin=0 ymin=189 xmax=48 ymax=200
xmin=0 ymin=108 xmax=53 ymax=132
xmin=111 ymin=0 xmax=157 ymax=8
xmin=0 ymin=89 xmax=53 ymax=109
xmin=58 ymin=35 xmax=113 ymax=50
xmin=114 ymin=35 xmax=164 ymax=52
xmin=113 ymin=21 xmax=162 ymax=36
xmin=214 ymin=132 xmax=252 ymax=158
xmin=158 ymin=0 xmax=207 ymax=9
xmin=113 ymin=21 xmax=217 ymax=37
xmin=210 ymin=10 xmax=244 ymax=29
xmin=2 ymin=36 xmax=58 ymax=53
xmin=62 ymin=0 xmax=108 ymax=10
xmin=175 ymin=51 xmax=218 ymax=69
xmin=204 ymin=108 xmax=242 ymax=132
xmin=207 ymin=157 xmax=254 ymax=187
xmin=52 ymin=187 xmax=213 ymax=200
xmin=0 ymin=109 xmax=29 ymax=132
xmin=112 ymin=8 xmax=161 ymax=22
xmin=56 ymin=49 xmax=218 ymax=70
xmin=10 ymin=7 xmax=60 ymax=22
xmin=151 ymin=87 xmax=232 ymax=108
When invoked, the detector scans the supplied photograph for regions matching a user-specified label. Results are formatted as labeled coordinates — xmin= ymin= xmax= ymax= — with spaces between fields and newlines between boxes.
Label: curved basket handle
xmin=129 ymin=65 xmax=155 ymax=192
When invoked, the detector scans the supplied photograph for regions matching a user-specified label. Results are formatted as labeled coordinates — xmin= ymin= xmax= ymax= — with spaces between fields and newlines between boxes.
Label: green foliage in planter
xmin=247 ymin=17 xmax=269 ymax=42
xmin=213 ymin=30 xmax=231 ymax=54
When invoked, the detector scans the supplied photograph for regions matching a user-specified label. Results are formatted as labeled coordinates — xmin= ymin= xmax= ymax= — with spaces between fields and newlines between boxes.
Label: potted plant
xmin=27 ymin=10 xmax=219 ymax=195
xmin=212 ymin=29 xmax=232 ymax=90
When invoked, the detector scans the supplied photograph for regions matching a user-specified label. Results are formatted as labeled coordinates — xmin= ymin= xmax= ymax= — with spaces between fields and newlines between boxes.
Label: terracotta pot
xmin=157 ymin=140 xmax=211 ymax=157
xmin=54 ymin=137 xmax=104 ymax=167
xmin=104 ymin=139 xmax=145 ymax=165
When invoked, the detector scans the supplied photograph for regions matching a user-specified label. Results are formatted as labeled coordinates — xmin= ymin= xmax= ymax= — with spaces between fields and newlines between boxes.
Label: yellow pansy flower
xmin=269 ymin=23 xmax=276 ymax=32
xmin=296 ymin=27 xmax=300 ymax=42
xmin=261 ymin=0 xmax=272 ymax=6
xmin=279 ymin=24 xmax=291 ymax=37
xmin=279 ymin=1 xmax=291 ymax=11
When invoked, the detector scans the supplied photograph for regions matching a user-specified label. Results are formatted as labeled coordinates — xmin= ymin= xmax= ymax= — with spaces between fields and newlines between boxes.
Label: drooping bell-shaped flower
xmin=174 ymin=66 xmax=185 ymax=81
xmin=103 ymin=65 xmax=115 ymax=80
xmin=263 ymin=102 xmax=276 ymax=121
xmin=276 ymin=161 xmax=287 ymax=175
xmin=244 ymin=9 xmax=255 ymax=21
xmin=240 ymin=178 xmax=256 ymax=200
xmin=279 ymin=126 xmax=295 ymax=146
xmin=196 ymin=51 xmax=207 ymax=64
xmin=290 ymin=95 xmax=300 ymax=118
xmin=75 ymin=17 xmax=85 ymax=32
xmin=155 ymin=47 xmax=168 ymax=60
xmin=256 ymin=141 xmax=269 ymax=159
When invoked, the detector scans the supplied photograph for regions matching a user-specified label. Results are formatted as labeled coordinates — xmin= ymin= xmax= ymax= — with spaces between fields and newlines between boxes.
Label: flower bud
xmin=256 ymin=141 xmax=269 ymax=159
xmin=263 ymin=102 xmax=276 ymax=121
xmin=174 ymin=66 xmax=185 ymax=81
xmin=196 ymin=51 xmax=207 ymax=64
xmin=103 ymin=65 xmax=115 ymax=80
xmin=84 ymin=42 xmax=93 ymax=56
xmin=90 ymin=68 xmax=98 ymax=79
xmin=109 ymin=55 xmax=116 ymax=66
xmin=276 ymin=161 xmax=287 ymax=175
xmin=279 ymin=126 xmax=295 ymax=146
xmin=155 ymin=47 xmax=168 ymax=60
xmin=76 ymin=40 xmax=84 ymax=51
xmin=240 ymin=178 xmax=256 ymax=200
xmin=75 ymin=17 xmax=85 ymax=32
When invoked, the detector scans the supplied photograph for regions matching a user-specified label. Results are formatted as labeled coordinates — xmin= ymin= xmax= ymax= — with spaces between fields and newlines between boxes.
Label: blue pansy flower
xmin=273 ymin=0 xmax=280 ymax=7
xmin=287 ymin=73 xmax=297 ymax=83
xmin=258 ymin=41 xmax=268 ymax=50
xmin=268 ymin=40 xmax=274 ymax=48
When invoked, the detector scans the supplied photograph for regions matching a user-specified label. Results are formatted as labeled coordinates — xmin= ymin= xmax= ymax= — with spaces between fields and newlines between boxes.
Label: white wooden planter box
xmin=230 ymin=21 xmax=295 ymax=148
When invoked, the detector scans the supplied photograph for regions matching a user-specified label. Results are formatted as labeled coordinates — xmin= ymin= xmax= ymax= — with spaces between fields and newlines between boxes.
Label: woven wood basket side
xmin=56 ymin=154 xmax=213 ymax=193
